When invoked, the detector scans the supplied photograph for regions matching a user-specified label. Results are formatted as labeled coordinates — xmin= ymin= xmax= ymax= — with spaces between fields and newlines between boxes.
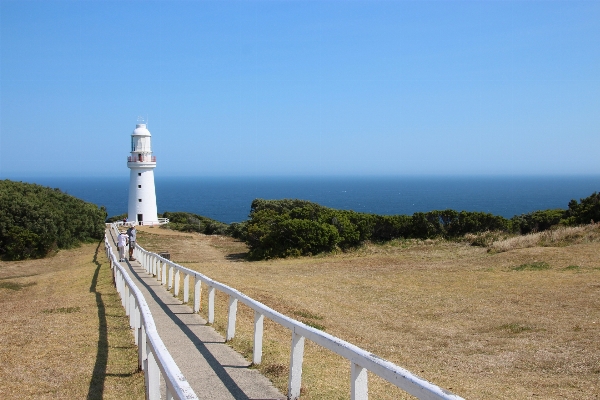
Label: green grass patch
xmin=512 ymin=261 xmax=550 ymax=271
xmin=303 ymin=321 xmax=326 ymax=331
xmin=293 ymin=310 xmax=324 ymax=320
xmin=0 ymin=281 xmax=36 ymax=291
xmin=565 ymin=265 xmax=580 ymax=270
xmin=499 ymin=322 xmax=533 ymax=334
xmin=42 ymin=306 xmax=81 ymax=314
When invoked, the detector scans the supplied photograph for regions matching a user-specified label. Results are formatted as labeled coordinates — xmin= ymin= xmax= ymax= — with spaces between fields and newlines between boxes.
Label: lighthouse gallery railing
xmin=104 ymin=229 xmax=198 ymax=400
xmin=113 ymin=223 xmax=464 ymax=400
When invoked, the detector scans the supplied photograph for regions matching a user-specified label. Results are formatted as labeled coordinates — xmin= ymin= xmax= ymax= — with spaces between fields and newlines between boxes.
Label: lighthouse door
xmin=137 ymin=214 xmax=143 ymax=225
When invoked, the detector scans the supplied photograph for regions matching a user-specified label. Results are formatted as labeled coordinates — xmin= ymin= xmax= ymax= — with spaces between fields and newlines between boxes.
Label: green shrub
xmin=563 ymin=192 xmax=600 ymax=225
xmin=160 ymin=211 xmax=228 ymax=235
xmin=512 ymin=261 xmax=550 ymax=271
xmin=0 ymin=180 xmax=107 ymax=260
xmin=106 ymin=213 xmax=127 ymax=223
xmin=242 ymin=191 xmax=600 ymax=260
xmin=226 ymin=221 xmax=248 ymax=240
xmin=244 ymin=199 xmax=512 ymax=259
xmin=510 ymin=209 xmax=565 ymax=234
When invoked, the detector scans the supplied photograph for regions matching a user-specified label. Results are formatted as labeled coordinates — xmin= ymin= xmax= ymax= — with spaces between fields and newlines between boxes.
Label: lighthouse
xmin=127 ymin=122 xmax=159 ymax=225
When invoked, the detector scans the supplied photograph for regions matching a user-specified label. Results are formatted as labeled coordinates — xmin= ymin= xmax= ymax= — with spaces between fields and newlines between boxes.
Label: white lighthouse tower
xmin=127 ymin=121 xmax=159 ymax=225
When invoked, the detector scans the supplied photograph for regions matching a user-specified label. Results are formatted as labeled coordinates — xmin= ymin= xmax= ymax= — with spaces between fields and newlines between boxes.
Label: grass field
xmin=0 ymin=241 xmax=144 ymax=399
xmin=136 ymin=225 xmax=600 ymax=399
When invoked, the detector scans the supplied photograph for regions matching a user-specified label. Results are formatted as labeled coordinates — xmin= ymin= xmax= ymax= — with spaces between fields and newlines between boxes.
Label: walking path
xmin=107 ymin=229 xmax=284 ymax=400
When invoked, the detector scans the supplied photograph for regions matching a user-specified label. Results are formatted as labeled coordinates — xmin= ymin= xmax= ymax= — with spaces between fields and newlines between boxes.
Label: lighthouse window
xmin=138 ymin=173 xmax=141 ymax=176
xmin=138 ymin=199 xmax=142 ymax=202
xmin=138 ymin=185 xmax=141 ymax=188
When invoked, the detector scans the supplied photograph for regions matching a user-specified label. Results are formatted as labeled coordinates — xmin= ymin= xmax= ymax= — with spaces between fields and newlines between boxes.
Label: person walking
xmin=117 ymin=230 xmax=128 ymax=262
xmin=127 ymin=225 xmax=137 ymax=261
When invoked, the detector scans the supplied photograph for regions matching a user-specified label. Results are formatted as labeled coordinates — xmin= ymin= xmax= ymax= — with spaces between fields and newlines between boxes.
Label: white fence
xmin=111 ymin=222 xmax=464 ymax=400
xmin=114 ymin=218 xmax=169 ymax=227
xmin=104 ymin=234 xmax=198 ymax=400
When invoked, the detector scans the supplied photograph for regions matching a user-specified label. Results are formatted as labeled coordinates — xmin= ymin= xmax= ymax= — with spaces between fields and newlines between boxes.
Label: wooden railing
xmin=104 ymin=233 xmax=198 ymax=400
xmin=111 ymin=222 xmax=464 ymax=400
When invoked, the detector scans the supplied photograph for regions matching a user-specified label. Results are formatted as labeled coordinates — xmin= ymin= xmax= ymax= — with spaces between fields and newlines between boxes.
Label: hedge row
xmin=0 ymin=180 xmax=107 ymax=260
xmin=242 ymin=192 xmax=600 ymax=259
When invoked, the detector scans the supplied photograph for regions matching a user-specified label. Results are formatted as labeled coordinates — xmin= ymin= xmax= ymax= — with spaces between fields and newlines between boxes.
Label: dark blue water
xmin=13 ymin=176 xmax=600 ymax=223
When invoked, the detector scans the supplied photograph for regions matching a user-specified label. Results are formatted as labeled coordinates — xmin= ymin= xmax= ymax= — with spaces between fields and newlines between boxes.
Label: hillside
xmin=135 ymin=224 xmax=600 ymax=399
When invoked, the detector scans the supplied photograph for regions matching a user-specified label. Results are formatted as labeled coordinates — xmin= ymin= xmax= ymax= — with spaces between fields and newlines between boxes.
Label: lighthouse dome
xmin=132 ymin=124 xmax=151 ymax=137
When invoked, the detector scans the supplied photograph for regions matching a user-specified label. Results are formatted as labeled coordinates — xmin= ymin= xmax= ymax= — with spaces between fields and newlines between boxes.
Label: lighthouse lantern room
xmin=127 ymin=122 xmax=159 ymax=225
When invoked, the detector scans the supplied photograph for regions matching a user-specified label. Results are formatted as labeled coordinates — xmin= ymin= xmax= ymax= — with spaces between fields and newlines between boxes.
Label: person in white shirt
xmin=117 ymin=231 xmax=128 ymax=262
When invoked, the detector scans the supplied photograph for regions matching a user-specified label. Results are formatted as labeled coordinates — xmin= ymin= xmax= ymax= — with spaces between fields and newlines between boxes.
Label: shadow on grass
xmin=87 ymin=240 xmax=108 ymax=400
xmin=225 ymin=252 xmax=248 ymax=261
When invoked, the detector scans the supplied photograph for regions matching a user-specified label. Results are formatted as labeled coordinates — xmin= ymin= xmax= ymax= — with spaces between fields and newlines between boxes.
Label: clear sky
xmin=1 ymin=1 xmax=599 ymax=178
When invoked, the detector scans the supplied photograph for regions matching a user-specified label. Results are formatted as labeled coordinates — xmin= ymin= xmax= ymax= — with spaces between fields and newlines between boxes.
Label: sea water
xmin=14 ymin=176 xmax=600 ymax=224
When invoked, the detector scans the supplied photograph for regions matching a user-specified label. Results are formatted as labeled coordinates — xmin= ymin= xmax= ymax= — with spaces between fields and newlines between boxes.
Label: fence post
xmin=208 ymin=286 xmax=215 ymax=324
xmin=288 ymin=330 xmax=305 ymax=400
xmin=123 ymin=282 xmax=129 ymax=312
xmin=162 ymin=262 xmax=167 ymax=285
xmin=129 ymin=292 xmax=135 ymax=328
xmin=155 ymin=258 xmax=160 ymax=282
xmin=116 ymin=270 xmax=121 ymax=296
xmin=165 ymin=384 xmax=173 ymax=400
xmin=184 ymin=274 xmax=190 ymax=303
xmin=139 ymin=324 xmax=146 ymax=371
xmin=174 ymin=269 xmax=180 ymax=297
xmin=253 ymin=311 xmax=264 ymax=365
xmin=226 ymin=296 xmax=238 ymax=341
xmin=146 ymin=347 xmax=161 ymax=400
xmin=194 ymin=277 xmax=202 ymax=313
xmin=134 ymin=300 xmax=140 ymax=346
xmin=351 ymin=362 xmax=368 ymax=400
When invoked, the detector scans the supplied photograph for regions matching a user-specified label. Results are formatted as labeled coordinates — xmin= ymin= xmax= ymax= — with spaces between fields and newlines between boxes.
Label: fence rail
xmin=104 ymin=231 xmax=198 ymax=400
xmin=111 ymin=222 xmax=464 ymax=400
xmin=114 ymin=218 xmax=169 ymax=227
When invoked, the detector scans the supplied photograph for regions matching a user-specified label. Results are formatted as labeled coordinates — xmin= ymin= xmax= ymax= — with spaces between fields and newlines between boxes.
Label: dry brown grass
xmin=0 ymin=242 xmax=144 ymax=399
xmin=137 ymin=227 xmax=600 ymax=399
xmin=489 ymin=223 xmax=600 ymax=253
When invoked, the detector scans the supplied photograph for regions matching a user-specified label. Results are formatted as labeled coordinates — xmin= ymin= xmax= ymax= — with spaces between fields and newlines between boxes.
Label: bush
xmin=510 ymin=209 xmax=565 ymax=234
xmin=0 ymin=180 xmax=107 ymax=260
xmin=160 ymin=211 xmax=229 ymax=235
xmin=106 ymin=213 xmax=127 ymax=223
xmin=244 ymin=199 xmax=512 ymax=259
xmin=563 ymin=192 xmax=600 ymax=225
xmin=226 ymin=221 xmax=248 ymax=240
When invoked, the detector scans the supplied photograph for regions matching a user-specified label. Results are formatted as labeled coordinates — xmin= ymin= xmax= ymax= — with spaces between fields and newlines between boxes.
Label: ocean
xmin=15 ymin=176 xmax=600 ymax=224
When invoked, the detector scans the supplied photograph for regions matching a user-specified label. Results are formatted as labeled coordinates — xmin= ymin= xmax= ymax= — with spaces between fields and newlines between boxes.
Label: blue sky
xmin=1 ymin=1 xmax=599 ymax=178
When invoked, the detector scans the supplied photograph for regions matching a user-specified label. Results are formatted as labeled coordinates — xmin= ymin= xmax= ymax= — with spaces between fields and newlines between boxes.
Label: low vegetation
xmin=489 ymin=223 xmax=600 ymax=252
xmin=0 ymin=180 xmax=107 ymax=260
xmin=242 ymin=192 xmax=600 ymax=260
xmin=160 ymin=211 xmax=229 ymax=235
